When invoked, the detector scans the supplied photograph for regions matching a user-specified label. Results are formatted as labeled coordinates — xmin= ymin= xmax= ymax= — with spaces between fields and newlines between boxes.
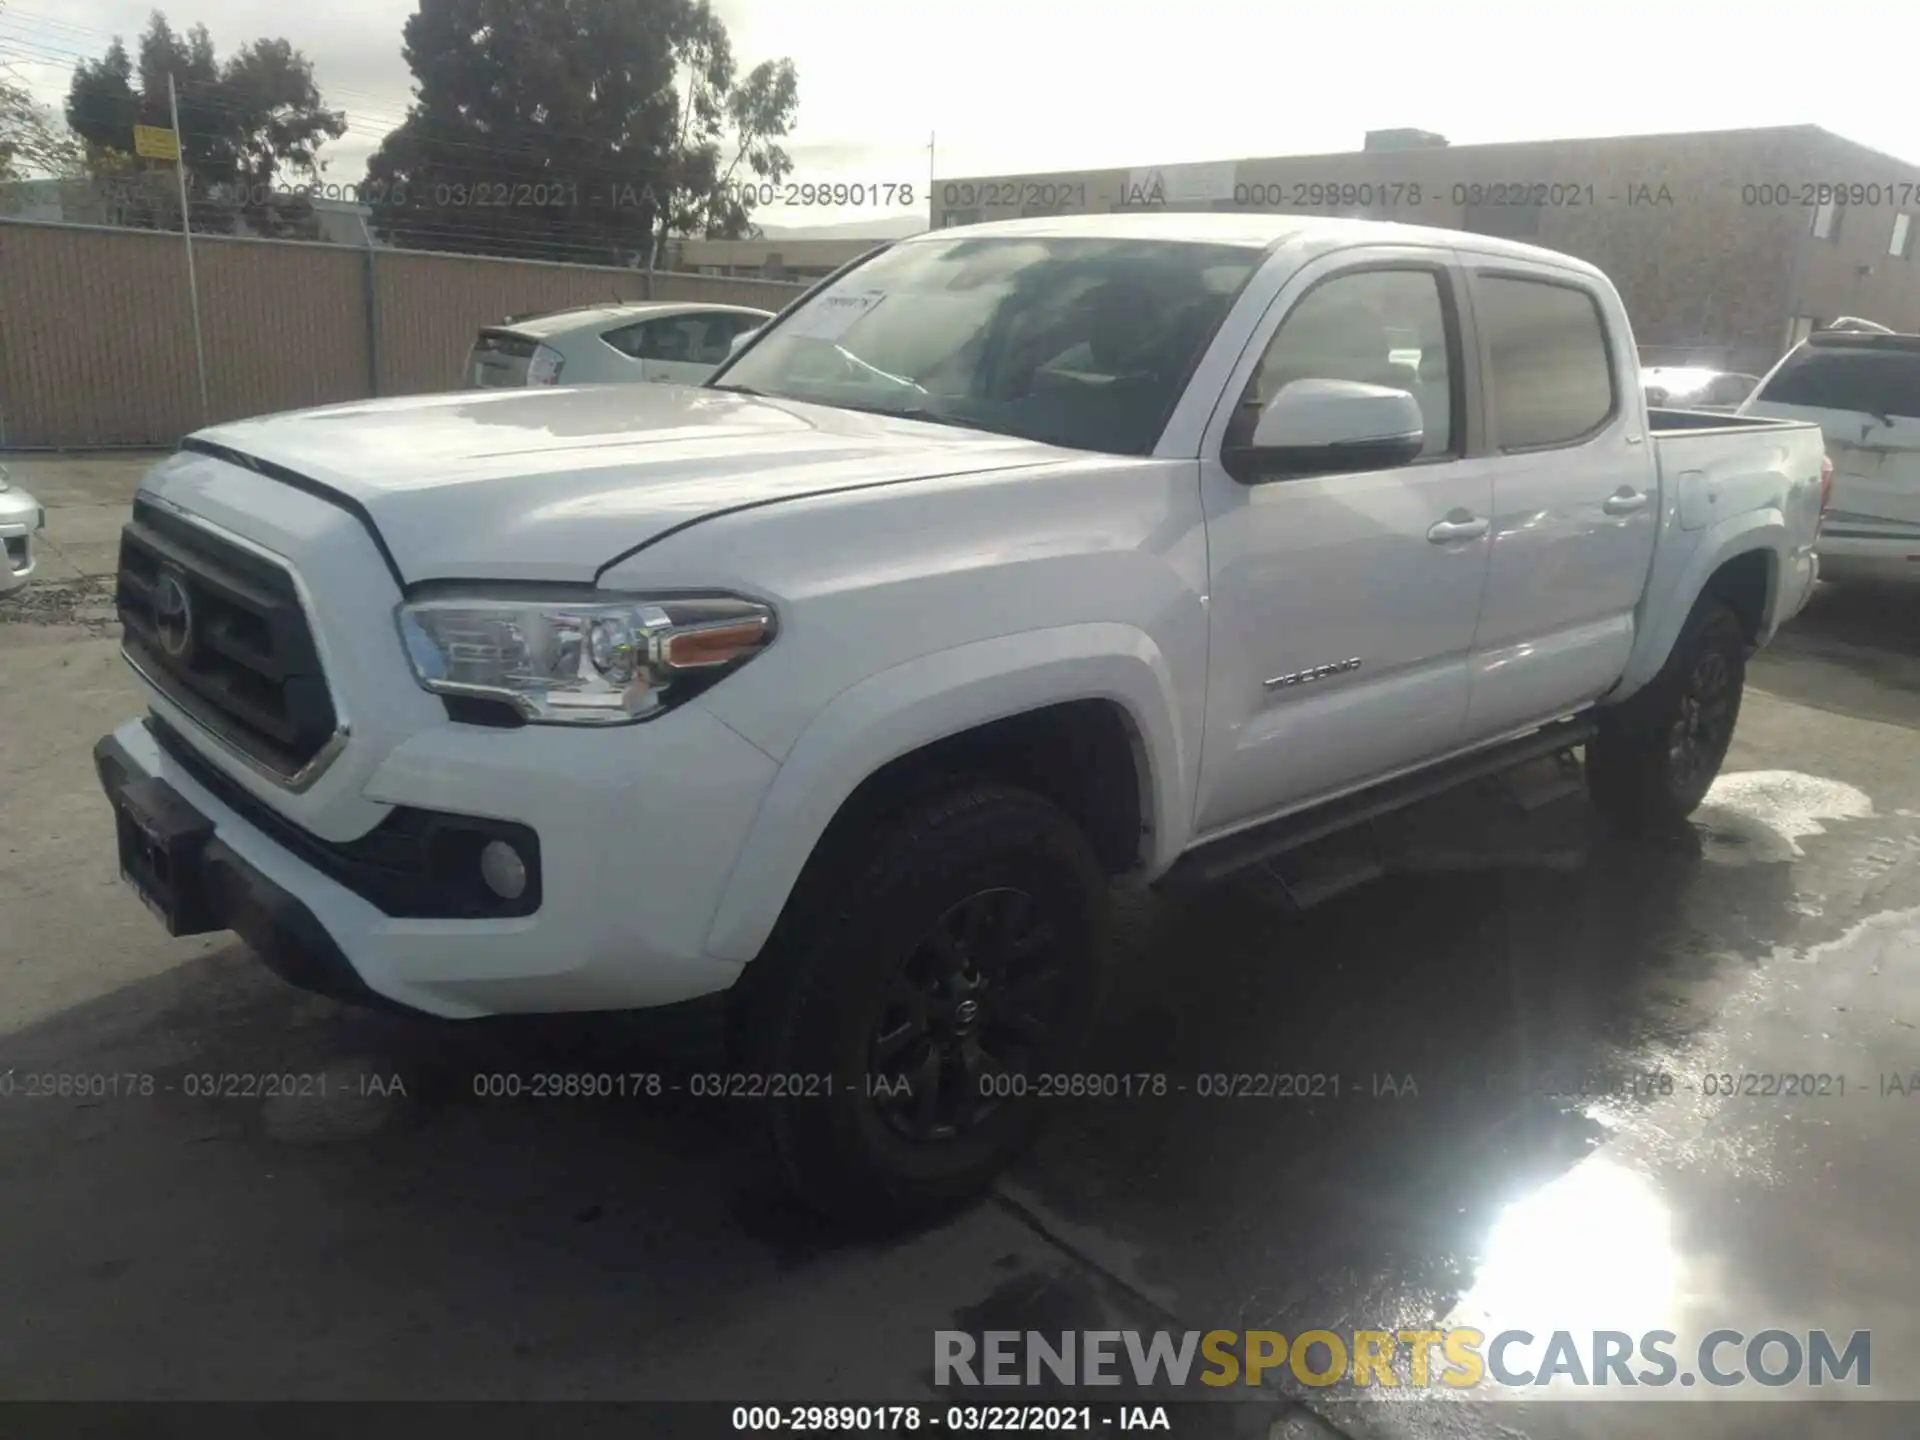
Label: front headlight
xmin=396 ymin=592 xmax=776 ymax=725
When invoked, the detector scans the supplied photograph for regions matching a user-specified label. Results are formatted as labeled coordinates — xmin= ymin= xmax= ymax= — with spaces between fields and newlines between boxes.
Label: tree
xmin=1 ymin=3 xmax=85 ymax=180
xmin=645 ymin=5 xmax=797 ymax=268
xmin=362 ymin=0 xmax=797 ymax=265
xmin=1 ymin=76 xmax=84 ymax=181
xmin=64 ymin=12 xmax=345 ymax=237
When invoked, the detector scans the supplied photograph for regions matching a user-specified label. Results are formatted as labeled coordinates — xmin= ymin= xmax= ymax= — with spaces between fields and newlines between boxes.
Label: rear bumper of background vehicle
xmin=95 ymin=703 xmax=780 ymax=1019
xmin=1816 ymin=532 xmax=1920 ymax=586
xmin=0 ymin=486 xmax=45 ymax=595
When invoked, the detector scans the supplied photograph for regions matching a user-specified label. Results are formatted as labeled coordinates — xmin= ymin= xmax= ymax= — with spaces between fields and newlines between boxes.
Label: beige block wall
xmin=0 ymin=219 xmax=807 ymax=448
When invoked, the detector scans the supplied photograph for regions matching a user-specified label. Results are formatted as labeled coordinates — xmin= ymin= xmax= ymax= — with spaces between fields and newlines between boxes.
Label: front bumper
xmin=0 ymin=485 xmax=46 ymax=595
xmin=94 ymin=704 xmax=779 ymax=1019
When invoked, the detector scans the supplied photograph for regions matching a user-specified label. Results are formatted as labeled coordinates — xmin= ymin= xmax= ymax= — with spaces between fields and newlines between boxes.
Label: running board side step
xmin=1156 ymin=716 xmax=1597 ymax=897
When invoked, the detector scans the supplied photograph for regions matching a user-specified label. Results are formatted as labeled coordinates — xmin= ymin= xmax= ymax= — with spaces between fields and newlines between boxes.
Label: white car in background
xmin=0 ymin=463 xmax=46 ymax=596
xmin=464 ymin=302 xmax=774 ymax=389
xmin=1740 ymin=327 xmax=1920 ymax=586
xmin=1642 ymin=366 xmax=1760 ymax=412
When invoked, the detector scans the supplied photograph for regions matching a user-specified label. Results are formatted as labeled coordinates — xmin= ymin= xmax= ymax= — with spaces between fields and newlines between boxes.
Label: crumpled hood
xmin=177 ymin=384 xmax=1075 ymax=582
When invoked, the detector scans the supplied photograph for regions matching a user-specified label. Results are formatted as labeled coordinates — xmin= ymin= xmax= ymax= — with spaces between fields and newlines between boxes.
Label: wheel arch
xmin=703 ymin=624 xmax=1190 ymax=965
xmin=1616 ymin=513 xmax=1786 ymax=701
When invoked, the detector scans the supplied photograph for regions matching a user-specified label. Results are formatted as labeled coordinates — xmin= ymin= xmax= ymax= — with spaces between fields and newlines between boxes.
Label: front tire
xmin=744 ymin=781 xmax=1110 ymax=1228
xmin=1587 ymin=598 xmax=1747 ymax=832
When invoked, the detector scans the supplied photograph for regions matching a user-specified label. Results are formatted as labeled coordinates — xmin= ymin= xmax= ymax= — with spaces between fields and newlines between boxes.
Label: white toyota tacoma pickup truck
xmin=97 ymin=214 xmax=1825 ymax=1222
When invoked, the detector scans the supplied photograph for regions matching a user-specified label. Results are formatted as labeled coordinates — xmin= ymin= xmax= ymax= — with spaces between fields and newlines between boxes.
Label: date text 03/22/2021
xmin=462 ymin=1071 xmax=1422 ymax=1101
xmin=0 ymin=1071 xmax=408 ymax=1100
xmin=938 ymin=179 xmax=1681 ymax=211
xmin=730 ymin=1404 xmax=1172 ymax=1433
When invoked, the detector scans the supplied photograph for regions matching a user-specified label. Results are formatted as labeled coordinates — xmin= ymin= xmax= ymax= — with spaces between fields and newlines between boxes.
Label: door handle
xmin=1427 ymin=516 xmax=1489 ymax=543
xmin=1603 ymin=489 xmax=1650 ymax=515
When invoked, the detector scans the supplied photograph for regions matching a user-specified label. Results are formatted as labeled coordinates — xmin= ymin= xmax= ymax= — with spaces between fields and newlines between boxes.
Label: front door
xmin=1193 ymin=252 xmax=1496 ymax=836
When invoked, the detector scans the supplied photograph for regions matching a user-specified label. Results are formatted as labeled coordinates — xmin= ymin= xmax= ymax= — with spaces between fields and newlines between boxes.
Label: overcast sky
xmin=3 ymin=0 xmax=1915 ymax=231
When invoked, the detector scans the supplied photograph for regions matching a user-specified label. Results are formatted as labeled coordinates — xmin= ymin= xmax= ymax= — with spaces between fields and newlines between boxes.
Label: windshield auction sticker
xmin=782 ymin=288 xmax=888 ymax=341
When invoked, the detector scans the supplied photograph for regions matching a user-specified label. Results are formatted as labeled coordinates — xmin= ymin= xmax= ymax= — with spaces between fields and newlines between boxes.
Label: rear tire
xmin=744 ymin=781 xmax=1110 ymax=1229
xmin=1587 ymin=598 xmax=1747 ymax=832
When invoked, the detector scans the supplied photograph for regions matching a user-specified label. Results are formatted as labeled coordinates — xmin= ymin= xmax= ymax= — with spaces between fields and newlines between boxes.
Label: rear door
xmin=1743 ymin=339 xmax=1920 ymax=537
xmin=1460 ymin=260 xmax=1657 ymax=738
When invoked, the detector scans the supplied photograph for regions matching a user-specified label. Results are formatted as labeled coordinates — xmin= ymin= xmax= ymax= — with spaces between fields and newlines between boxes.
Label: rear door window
xmin=1473 ymin=274 xmax=1616 ymax=450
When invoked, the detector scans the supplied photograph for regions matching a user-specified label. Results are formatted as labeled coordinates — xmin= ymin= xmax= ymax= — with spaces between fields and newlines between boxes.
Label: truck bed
xmin=1645 ymin=406 xmax=1800 ymax=432
xmin=1616 ymin=405 xmax=1826 ymax=697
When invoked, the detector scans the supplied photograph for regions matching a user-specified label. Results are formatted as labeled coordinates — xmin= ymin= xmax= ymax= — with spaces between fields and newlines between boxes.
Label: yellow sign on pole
xmin=133 ymin=124 xmax=180 ymax=161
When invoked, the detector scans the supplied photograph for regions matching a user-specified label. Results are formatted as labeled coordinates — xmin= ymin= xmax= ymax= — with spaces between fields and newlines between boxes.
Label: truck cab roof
xmin=904 ymin=211 xmax=1610 ymax=280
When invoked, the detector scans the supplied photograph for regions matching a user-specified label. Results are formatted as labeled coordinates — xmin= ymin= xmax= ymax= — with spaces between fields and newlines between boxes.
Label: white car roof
xmin=897 ymin=211 xmax=1607 ymax=280
xmin=501 ymin=302 xmax=771 ymax=340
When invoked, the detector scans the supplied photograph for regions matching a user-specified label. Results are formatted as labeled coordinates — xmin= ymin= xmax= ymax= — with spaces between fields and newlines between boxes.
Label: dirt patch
xmin=0 ymin=575 xmax=120 ymax=634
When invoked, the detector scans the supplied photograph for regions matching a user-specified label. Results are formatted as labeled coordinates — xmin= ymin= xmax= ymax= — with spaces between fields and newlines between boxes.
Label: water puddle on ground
xmin=1690 ymin=770 xmax=1874 ymax=867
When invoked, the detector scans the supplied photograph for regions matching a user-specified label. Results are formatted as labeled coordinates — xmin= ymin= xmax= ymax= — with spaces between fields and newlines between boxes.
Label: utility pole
xmin=928 ymin=130 xmax=937 ymax=225
xmin=168 ymin=72 xmax=210 ymax=424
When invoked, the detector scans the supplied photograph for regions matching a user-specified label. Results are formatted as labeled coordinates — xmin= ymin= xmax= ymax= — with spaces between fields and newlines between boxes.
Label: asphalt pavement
xmin=3 ymin=454 xmax=1917 ymax=1438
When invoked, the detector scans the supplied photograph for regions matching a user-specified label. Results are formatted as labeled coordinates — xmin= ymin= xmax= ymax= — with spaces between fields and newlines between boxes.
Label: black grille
xmin=117 ymin=498 xmax=339 ymax=780
xmin=147 ymin=717 xmax=542 ymax=919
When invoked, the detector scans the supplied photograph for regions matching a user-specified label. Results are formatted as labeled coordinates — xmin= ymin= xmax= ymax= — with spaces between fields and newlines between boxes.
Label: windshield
xmin=1754 ymin=345 xmax=1920 ymax=420
xmin=711 ymin=235 xmax=1265 ymax=455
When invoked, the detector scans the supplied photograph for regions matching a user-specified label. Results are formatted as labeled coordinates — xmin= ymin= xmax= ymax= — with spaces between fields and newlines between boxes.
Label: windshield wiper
xmin=707 ymin=382 xmax=765 ymax=397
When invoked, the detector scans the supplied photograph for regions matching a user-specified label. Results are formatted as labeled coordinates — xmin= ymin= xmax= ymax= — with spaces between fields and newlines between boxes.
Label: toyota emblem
xmin=154 ymin=569 xmax=195 ymax=660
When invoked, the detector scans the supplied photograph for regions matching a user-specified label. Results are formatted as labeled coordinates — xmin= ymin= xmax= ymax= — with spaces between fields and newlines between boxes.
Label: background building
xmin=930 ymin=125 xmax=1920 ymax=376
xmin=666 ymin=235 xmax=885 ymax=281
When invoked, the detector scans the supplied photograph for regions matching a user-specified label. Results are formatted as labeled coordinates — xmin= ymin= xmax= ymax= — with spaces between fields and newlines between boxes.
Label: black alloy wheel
xmin=866 ymin=886 xmax=1063 ymax=1142
xmin=744 ymin=781 xmax=1109 ymax=1228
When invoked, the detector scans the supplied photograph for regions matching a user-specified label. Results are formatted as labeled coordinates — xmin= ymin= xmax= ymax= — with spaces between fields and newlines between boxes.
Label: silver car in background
xmin=0 ymin=463 xmax=46 ymax=596
xmin=464 ymin=301 xmax=774 ymax=390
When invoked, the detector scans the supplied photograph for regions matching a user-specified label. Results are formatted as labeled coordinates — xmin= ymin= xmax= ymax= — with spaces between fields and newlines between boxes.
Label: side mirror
xmin=728 ymin=327 xmax=760 ymax=357
xmin=1231 ymin=378 xmax=1425 ymax=481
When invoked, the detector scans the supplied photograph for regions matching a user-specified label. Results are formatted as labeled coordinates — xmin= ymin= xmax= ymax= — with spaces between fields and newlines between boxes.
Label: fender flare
xmin=702 ymin=622 xmax=1190 ymax=964
xmin=1615 ymin=508 xmax=1784 ymax=700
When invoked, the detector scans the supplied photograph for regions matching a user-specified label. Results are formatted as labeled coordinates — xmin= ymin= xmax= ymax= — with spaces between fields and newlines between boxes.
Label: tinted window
xmin=716 ymin=236 xmax=1263 ymax=455
xmin=700 ymin=313 xmax=762 ymax=358
xmin=1477 ymin=275 xmax=1614 ymax=449
xmin=604 ymin=316 xmax=722 ymax=363
xmin=1233 ymin=268 xmax=1455 ymax=458
xmin=1755 ymin=345 xmax=1920 ymax=419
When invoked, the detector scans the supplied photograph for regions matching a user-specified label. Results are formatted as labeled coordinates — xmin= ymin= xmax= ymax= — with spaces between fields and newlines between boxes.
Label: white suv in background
xmin=0 ymin=463 xmax=46 ymax=597
xmin=465 ymin=302 xmax=773 ymax=389
xmin=1741 ymin=327 xmax=1920 ymax=586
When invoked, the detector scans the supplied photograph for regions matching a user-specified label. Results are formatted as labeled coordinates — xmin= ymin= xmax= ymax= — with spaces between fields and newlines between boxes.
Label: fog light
xmin=479 ymin=839 xmax=528 ymax=900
